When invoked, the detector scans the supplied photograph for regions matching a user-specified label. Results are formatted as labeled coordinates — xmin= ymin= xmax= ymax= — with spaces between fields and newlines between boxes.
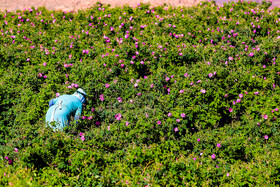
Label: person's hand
xmin=74 ymin=116 xmax=80 ymax=125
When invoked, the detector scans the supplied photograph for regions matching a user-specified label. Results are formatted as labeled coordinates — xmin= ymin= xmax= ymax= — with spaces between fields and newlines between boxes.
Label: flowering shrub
xmin=1 ymin=0 xmax=280 ymax=185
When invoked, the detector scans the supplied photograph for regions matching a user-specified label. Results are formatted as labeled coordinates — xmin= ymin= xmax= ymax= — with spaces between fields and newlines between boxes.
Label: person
xmin=45 ymin=88 xmax=87 ymax=130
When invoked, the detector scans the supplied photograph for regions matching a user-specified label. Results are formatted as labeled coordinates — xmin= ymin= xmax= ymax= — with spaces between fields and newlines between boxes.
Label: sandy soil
xmin=0 ymin=0 xmax=279 ymax=12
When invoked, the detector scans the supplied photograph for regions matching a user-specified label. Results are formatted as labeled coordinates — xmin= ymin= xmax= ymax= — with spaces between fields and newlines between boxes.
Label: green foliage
xmin=1 ymin=0 xmax=280 ymax=185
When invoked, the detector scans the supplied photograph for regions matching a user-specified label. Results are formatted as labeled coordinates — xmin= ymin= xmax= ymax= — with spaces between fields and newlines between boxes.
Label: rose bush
xmin=1 ymin=0 xmax=280 ymax=185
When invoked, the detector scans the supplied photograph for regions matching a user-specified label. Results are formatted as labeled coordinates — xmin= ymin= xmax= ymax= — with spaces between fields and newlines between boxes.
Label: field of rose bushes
xmin=1 ymin=0 xmax=280 ymax=185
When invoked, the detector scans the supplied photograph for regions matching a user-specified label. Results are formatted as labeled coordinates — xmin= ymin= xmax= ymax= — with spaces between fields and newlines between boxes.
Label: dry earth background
xmin=0 ymin=0 xmax=279 ymax=12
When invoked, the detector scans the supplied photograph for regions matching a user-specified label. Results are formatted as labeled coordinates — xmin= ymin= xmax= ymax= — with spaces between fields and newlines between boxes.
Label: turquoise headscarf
xmin=73 ymin=88 xmax=87 ymax=104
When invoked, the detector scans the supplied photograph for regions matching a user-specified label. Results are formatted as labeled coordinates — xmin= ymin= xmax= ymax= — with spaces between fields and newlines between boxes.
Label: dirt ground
xmin=0 ymin=0 xmax=279 ymax=12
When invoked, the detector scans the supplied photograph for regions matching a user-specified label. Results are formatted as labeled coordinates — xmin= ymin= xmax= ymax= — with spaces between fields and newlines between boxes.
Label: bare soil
xmin=0 ymin=0 xmax=279 ymax=12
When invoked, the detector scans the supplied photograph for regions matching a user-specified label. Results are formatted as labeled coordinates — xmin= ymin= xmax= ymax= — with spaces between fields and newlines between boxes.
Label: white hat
xmin=73 ymin=88 xmax=87 ymax=104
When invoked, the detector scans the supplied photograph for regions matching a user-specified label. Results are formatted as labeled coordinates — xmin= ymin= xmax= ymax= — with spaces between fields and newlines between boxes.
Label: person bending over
xmin=45 ymin=88 xmax=87 ymax=130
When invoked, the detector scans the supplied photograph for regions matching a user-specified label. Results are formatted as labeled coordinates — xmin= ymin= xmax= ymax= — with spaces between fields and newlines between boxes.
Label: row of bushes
xmin=1 ymin=0 xmax=280 ymax=185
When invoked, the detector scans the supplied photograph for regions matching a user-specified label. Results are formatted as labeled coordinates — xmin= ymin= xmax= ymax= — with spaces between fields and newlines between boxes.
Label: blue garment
xmin=45 ymin=95 xmax=83 ymax=130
